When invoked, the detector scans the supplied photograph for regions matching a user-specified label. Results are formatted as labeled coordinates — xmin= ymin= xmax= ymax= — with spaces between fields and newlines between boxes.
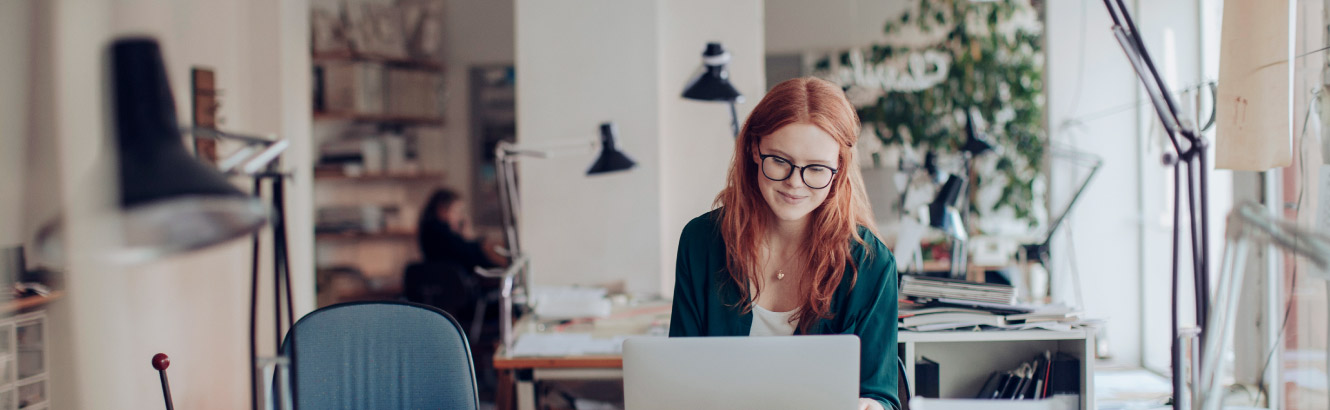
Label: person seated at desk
xmin=417 ymin=188 xmax=507 ymax=271
xmin=670 ymin=77 xmax=900 ymax=410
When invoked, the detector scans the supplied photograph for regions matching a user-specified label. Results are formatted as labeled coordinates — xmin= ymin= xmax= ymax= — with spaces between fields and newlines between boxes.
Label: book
xmin=915 ymin=357 xmax=940 ymax=398
xmin=900 ymin=312 xmax=1005 ymax=328
xmin=975 ymin=371 xmax=1007 ymax=399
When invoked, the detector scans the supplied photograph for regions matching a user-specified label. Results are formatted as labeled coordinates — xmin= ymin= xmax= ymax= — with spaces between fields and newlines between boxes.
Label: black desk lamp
xmin=34 ymin=38 xmax=299 ymax=410
xmin=105 ymin=38 xmax=270 ymax=261
xmin=682 ymin=42 xmax=744 ymax=137
xmin=486 ymin=122 xmax=636 ymax=352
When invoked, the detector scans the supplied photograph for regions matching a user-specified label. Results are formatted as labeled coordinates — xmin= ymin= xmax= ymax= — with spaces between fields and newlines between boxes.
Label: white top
xmin=749 ymin=304 xmax=797 ymax=336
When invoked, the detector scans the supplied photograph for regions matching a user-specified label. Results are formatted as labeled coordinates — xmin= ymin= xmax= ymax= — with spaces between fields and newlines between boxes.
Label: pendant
xmin=777 ymin=271 xmax=785 ymax=280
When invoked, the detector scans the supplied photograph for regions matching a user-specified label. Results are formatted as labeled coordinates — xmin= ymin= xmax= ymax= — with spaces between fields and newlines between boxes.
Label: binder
xmin=915 ymin=357 xmax=941 ymax=398
xmin=975 ymin=371 xmax=1006 ymax=399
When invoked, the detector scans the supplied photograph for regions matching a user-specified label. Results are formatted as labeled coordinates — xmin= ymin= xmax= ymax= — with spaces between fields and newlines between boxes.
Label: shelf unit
xmin=898 ymin=328 xmax=1095 ymax=409
xmin=0 ymin=294 xmax=59 ymax=410
xmin=312 ymin=52 xmax=445 ymax=72
xmin=316 ymin=230 xmax=417 ymax=241
xmin=314 ymin=172 xmax=445 ymax=182
xmin=312 ymin=111 xmax=445 ymax=126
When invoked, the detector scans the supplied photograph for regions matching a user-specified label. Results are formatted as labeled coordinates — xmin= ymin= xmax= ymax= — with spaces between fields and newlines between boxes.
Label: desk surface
xmin=493 ymin=300 xmax=671 ymax=370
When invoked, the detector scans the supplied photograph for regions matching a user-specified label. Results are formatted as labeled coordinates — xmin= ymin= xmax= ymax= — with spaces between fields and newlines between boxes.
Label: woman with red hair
xmin=670 ymin=77 xmax=899 ymax=410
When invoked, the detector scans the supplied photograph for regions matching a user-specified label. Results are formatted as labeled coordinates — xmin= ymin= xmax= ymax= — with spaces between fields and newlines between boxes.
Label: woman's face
xmin=753 ymin=122 xmax=841 ymax=224
xmin=438 ymin=202 xmax=464 ymax=227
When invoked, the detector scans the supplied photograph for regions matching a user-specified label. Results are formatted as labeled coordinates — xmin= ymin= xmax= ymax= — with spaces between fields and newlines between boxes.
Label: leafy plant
xmin=819 ymin=0 xmax=1046 ymax=227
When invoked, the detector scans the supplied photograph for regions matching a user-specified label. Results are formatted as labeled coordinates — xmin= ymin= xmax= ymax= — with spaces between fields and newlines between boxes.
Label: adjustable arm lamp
xmin=1102 ymin=1 xmax=1213 ymax=406
xmin=682 ymin=42 xmax=744 ymax=137
xmin=1195 ymin=203 xmax=1330 ymax=410
xmin=1021 ymin=148 xmax=1103 ymax=272
xmin=927 ymin=110 xmax=995 ymax=278
xmin=33 ymin=38 xmax=297 ymax=410
xmin=484 ymin=122 xmax=636 ymax=353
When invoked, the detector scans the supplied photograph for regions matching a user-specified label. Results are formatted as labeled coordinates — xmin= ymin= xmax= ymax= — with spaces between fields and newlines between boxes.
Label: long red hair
xmin=714 ymin=77 xmax=878 ymax=333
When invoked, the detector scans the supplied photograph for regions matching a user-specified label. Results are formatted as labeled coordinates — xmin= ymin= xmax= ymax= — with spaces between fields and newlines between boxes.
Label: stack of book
xmin=900 ymin=275 xmax=1016 ymax=308
xmin=974 ymin=352 xmax=1079 ymax=400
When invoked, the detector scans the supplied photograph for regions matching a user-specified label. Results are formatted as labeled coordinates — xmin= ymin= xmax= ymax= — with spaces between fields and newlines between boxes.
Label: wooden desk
xmin=492 ymin=301 xmax=670 ymax=410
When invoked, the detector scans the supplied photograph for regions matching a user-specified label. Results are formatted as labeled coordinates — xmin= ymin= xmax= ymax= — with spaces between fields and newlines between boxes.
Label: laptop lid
xmin=623 ymin=335 xmax=860 ymax=410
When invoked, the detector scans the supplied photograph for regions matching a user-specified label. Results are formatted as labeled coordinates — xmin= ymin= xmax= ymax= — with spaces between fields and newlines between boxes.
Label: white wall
xmin=436 ymin=0 xmax=515 ymax=202
xmin=657 ymin=0 xmax=765 ymax=298
xmin=13 ymin=0 xmax=315 ymax=408
xmin=516 ymin=0 xmax=664 ymax=294
xmin=516 ymin=0 xmax=764 ymax=295
xmin=0 ymin=1 xmax=31 ymax=247
xmin=1045 ymin=0 xmax=1232 ymax=369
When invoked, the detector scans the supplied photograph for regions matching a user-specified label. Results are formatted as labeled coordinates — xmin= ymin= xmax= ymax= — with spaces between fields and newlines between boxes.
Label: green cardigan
xmin=669 ymin=210 xmax=901 ymax=410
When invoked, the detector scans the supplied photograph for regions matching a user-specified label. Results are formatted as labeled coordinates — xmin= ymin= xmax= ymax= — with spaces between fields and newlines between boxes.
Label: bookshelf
xmin=314 ymin=172 xmax=445 ymax=182
xmin=898 ymin=328 xmax=1095 ymax=409
xmin=316 ymin=230 xmax=417 ymax=241
xmin=309 ymin=1 xmax=448 ymax=308
xmin=312 ymin=111 xmax=445 ymax=125
xmin=312 ymin=52 xmax=445 ymax=72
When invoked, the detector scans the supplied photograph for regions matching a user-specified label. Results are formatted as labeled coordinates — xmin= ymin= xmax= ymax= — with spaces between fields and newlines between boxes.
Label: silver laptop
xmin=622 ymin=335 xmax=859 ymax=410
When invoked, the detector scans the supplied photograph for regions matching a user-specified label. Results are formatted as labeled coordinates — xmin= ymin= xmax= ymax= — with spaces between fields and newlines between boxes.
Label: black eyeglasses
xmin=758 ymin=152 xmax=838 ymax=189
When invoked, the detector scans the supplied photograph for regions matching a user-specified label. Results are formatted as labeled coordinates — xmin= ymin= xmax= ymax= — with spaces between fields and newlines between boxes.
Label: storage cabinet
xmin=898 ymin=328 xmax=1095 ymax=410
xmin=0 ymin=312 xmax=48 ymax=410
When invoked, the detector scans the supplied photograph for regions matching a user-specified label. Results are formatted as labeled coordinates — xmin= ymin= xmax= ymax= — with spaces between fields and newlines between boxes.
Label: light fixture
xmin=682 ymin=42 xmax=744 ymax=137
xmin=34 ymin=38 xmax=269 ymax=263
xmin=43 ymin=38 xmax=296 ymax=410
xmin=485 ymin=122 xmax=635 ymax=352
xmin=928 ymin=174 xmax=967 ymax=278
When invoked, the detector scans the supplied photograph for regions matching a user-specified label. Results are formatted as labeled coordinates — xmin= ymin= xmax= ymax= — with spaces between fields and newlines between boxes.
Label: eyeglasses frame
xmin=757 ymin=152 xmax=839 ymax=189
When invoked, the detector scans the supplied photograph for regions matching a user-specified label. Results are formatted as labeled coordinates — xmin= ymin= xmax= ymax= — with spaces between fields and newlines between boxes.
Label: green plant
xmin=819 ymin=0 xmax=1046 ymax=227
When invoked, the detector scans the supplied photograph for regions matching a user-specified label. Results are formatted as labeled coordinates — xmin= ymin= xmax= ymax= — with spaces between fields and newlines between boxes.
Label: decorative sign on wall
xmin=1214 ymin=0 xmax=1293 ymax=171
xmin=191 ymin=67 xmax=219 ymax=164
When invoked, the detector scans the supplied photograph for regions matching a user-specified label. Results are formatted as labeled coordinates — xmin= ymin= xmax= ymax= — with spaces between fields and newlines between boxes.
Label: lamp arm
xmin=1039 ymin=151 xmax=1104 ymax=249
xmin=183 ymin=126 xmax=289 ymax=175
xmin=497 ymin=139 xmax=599 ymax=159
xmin=1232 ymin=203 xmax=1330 ymax=270
xmin=183 ymin=126 xmax=278 ymax=146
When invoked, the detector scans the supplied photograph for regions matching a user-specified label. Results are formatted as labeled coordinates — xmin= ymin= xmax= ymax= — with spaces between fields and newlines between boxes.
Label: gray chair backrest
xmin=282 ymin=301 xmax=479 ymax=410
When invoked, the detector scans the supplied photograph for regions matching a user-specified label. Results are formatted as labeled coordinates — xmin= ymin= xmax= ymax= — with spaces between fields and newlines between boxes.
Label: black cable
xmin=1252 ymin=89 xmax=1317 ymax=405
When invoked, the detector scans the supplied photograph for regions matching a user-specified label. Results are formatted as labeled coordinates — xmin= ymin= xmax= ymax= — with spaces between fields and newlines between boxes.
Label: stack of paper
xmin=901 ymin=275 xmax=1016 ymax=306
xmin=509 ymin=333 xmax=627 ymax=357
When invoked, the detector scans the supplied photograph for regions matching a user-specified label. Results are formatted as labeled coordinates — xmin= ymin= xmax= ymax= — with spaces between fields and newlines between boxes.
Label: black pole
xmin=152 ymin=353 xmax=174 ymax=410
xmin=269 ymin=174 xmax=287 ymax=409
xmin=1191 ymin=159 xmax=1212 ymax=336
xmin=1196 ymin=144 xmax=1213 ymax=334
xmin=248 ymin=178 xmax=262 ymax=410
xmin=729 ymin=100 xmax=740 ymax=138
xmin=1171 ymin=163 xmax=1183 ymax=408
xmin=274 ymin=174 xmax=297 ymax=410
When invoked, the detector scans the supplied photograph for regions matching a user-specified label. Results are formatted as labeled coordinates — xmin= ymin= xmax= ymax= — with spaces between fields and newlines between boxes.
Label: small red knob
xmin=152 ymin=353 xmax=170 ymax=371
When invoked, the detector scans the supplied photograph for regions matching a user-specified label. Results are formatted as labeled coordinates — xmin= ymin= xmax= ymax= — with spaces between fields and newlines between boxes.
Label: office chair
xmin=402 ymin=261 xmax=500 ymax=347
xmin=282 ymin=301 xmax=480 ymax=410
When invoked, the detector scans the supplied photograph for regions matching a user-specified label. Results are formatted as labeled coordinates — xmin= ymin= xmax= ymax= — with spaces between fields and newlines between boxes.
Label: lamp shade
xmin=587 ymin=122 xmax=636 ymax=175
xmin=929 ymin=174 xmax=965 ymax=240
xmin=111 ymin=38 xmax=266 ymax=258
xmin=681 ymin=42 xmax=743 ymax=103
xmin=962 ymin=110 xmax=995 ymax=156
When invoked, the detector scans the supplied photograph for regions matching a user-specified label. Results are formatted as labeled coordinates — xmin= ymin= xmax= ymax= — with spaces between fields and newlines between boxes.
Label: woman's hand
xmin=858 ymin=398 xmax=885 ymax=410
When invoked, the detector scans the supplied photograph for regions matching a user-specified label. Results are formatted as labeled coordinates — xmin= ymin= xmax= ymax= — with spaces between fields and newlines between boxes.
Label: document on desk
xmin=510 ymin=333 xmax=630 ymax=357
